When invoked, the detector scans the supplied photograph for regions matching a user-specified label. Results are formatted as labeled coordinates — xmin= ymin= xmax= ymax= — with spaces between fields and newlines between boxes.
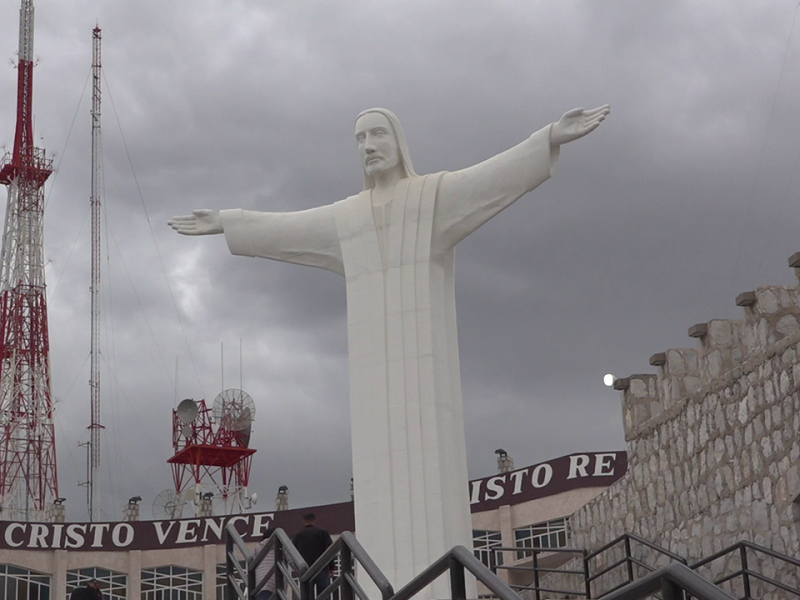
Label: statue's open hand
xmin=168 ymin=209 xmax=223 ymax=236
xmin=550 ymin=104 xmax=610 ymax=147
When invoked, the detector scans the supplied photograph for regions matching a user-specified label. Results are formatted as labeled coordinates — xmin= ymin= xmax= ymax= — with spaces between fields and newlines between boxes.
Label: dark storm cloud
xmin=0 ymin=0 xmax=798 ymax=519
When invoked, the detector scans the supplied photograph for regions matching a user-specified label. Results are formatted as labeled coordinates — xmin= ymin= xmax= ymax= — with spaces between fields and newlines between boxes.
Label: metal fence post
xmin=341 ymin=545 xmax=354 ymax=600
xmin=739 ymin=544 xmax=752 ymax=600
xmin=248 ymin=555 xmax=257 ymax=600
xmin=532 ymin=550 xmax=541 ymax=600
xmin=582 ymin=550 xmax=592 ymax=599
xmin=449 ymin=556 xmax=466 ymax=600
xmin=226 ymin=534 xmax=236 ymax=600
xmin=274 ymin=539 xmax=289 ymax=600
xmin=300 ymin=541 xmax=312 ymax=600
xmin=624 ymin=537 xmax=635 ymax=583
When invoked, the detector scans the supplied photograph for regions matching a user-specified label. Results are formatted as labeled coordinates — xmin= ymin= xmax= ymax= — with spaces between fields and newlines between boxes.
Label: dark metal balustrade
xmin=599 ymin=563 xmax=737 ymax=600
xmin=586 ymin=533 xmax=687 ymax=597
xmin=690 ymin=540 xmax=800 ymax=600
xmin=489 ymin=545 xmax=590 ymax=599
xmin=225 ymin=523 xmax=757 ymax=600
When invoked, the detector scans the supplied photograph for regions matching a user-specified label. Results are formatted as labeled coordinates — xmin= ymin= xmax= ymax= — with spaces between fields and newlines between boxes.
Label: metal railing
xmin=301 ymin=531 xmax=394 ymax=600
xmin=226 ymin=523 xmax=756 ymax=600
xmin=599 ymin=563 xmax=737 ymax=600
xmin=226 ymin=525 xmax=531 ymax=600
xmin=690 ymin=540 xmax=800 ymax=600
xmin=490 ymin=545 xmax=590 ymax=599
xmin=226 ymin=526 xmax=308 ymax=600
xmin=586 ymin=533 xmax=687 ymax=597
xmin=391 ymin=545 xmax=519 ymax=600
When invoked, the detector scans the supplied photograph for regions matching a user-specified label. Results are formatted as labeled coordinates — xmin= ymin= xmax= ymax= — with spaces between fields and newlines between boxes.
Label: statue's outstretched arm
xmin=169 ymin=209 xmax=223 ymax=235
xmin=433 ymin=105 xmax=609 ymax=252
xmin=550 ymin=105 xmax=610 ymax=146
xmin=169 ymin=205 xmax=344 ymax=276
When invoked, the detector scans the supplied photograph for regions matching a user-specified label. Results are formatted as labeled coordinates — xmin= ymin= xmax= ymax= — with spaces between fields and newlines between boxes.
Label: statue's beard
xmin=365 ymin=158 xmax=387 ymax=176
xmin=365 ymin=157 xmax=400 ymax=178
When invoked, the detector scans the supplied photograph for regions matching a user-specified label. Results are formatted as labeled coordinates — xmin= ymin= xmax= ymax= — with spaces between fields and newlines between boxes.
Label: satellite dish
xmin=212 ymin=389 xmax=255 ymax=431
xmin=234 ymin=422 xmax=251 ymax=448
xmin=250 ymin=492 xmax=258 ymax=505
xmin=177 ymin=399 xmax=199 ymax=424
xmin=152 ymin=489 xmax=185 ymax=520
xmin=181 ymin=424 xmax=193 ymax=438
xmin=234 ymin=407 xmax=252 ymax=431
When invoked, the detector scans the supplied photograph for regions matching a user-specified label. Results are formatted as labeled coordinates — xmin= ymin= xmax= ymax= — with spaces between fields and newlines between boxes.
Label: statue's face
xmin=355 ymin=112 xmax=401 ymax=178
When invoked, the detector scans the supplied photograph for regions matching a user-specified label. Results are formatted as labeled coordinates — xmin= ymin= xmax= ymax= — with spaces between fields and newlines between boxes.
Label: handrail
xmin=226 ymin=524 xmax=250 ymax=600
xmin=690 ymin=539 xmax=800 ymax=570
xmin=392 ymin=545 xmax=519 ymax=600
xmin=229 ymin=527 xmax=252 ymax=558
xmin=491 ymin=545 xmax=589 ymax=599
xmin=589 ymin=556 xmax=634 ymax=582
xmin=598 ymin=563 xmax=737 ymax=600
xmin=743 ymin=570 xmax=800 ymax=598
xmin=301 ymin=530 xmax=394 ymax=600
xmin=586 ymin=533 xmax=685 ymax=563
xmin=225 ymin=525 xmax=765 ymax=600
xmin=585 ymin=532 xmax=687 ymax=597
xmin=251 ymin=528 xmax=310 ymax=577
xmin=688 ymin=539 xmax=800 ymax=599
xmin=249 ymin=528 xmax=309 ymax=600
xmin=492 ymin=544 xmax=589 ymax=558
xmin=225 ymin=523 xmax=309 ymax=600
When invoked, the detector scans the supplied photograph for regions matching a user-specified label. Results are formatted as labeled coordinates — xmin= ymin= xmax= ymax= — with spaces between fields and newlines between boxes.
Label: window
xmin=514 ymin=518 xmax=570 ymax=559
xmin=141 ymin=565 xmax=203 ymax=600
xmin=472 ymin=530 xmax=503 ymax=569
xmin=216 ymin=565 xmax=227 ymax=600
xmin=67 ymin=568 xmax=126 ymax=600
xmin=0 ymin=564 xmax=50 ymax=600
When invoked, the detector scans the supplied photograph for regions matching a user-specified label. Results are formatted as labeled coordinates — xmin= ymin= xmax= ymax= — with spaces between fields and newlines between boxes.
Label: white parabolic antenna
xmin=152 ymin=489 xmax=185 ymax=520
xmin=177 ymin=398 xmax=199 ymax=424
xmin=234 ymin=421 xmax=252 ymax=448
xmin=213 ymin=389 xmax=256 ymax=431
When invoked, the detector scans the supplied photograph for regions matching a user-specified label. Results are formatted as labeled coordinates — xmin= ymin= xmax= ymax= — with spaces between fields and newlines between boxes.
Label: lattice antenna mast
xmin=88 ymin=25 xmax=103 ymax=522
xmin=0 ymin=0 xmax=58 ymax=521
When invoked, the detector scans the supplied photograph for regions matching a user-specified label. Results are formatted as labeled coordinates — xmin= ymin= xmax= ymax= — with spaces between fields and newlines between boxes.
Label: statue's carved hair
xmin=356 ymin=108 xmax=417 ymax=190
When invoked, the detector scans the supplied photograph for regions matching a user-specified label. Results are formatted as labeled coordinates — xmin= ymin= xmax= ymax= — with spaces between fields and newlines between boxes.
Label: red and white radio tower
xmin=0 ymin=0 xmax=58 ymax=521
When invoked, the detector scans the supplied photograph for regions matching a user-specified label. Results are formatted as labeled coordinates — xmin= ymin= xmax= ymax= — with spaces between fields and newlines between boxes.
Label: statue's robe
xmin=219 ymin=126 xmax=558 ymax=598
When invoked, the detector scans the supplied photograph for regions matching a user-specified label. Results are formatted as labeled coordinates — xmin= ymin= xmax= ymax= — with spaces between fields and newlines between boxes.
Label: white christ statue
xmin=169 ymin=105 xmax=609 ymax=597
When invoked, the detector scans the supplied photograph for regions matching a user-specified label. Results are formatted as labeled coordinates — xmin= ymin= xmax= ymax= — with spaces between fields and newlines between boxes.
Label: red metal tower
xmin=168 ymin=394 xmax=255 ymax=516
xmin=0 ymin=0 xmax=58 ymax=521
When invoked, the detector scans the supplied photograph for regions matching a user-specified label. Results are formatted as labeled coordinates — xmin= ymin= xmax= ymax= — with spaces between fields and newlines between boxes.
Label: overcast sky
xmin=1 ymin=0 xmax=799 ymax=521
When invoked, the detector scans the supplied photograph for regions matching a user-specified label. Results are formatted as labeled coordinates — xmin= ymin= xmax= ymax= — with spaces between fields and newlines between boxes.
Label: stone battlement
xmin=549 ymin=253 xmax=800 ymax=597
xmin=616 ymin=255 xmax=800 ymax=441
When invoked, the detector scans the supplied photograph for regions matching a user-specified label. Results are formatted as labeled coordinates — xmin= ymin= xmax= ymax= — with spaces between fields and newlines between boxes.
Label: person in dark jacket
xmin=293 ymin=513 xmax=334 ymax=598
xmin=69 ymin=579 xmax=103 ymax=599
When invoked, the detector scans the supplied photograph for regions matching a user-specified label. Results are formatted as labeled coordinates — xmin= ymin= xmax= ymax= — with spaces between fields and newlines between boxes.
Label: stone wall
xmin=543 ymin=260 xmax=800 ymax=598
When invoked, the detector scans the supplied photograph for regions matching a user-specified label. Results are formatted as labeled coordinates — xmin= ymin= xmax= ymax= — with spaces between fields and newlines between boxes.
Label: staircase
xmin=224 ymin=524 xmax=797 ymax=600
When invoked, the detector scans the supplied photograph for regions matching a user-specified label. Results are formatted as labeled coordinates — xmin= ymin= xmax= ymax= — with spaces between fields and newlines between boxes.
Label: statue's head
xmin=355 ymin=108 xmax=417 ymax=189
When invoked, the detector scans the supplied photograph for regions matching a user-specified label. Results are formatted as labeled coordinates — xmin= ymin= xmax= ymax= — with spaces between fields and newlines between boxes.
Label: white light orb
xmin=603 ymin=373 xmax=616 ymax=387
